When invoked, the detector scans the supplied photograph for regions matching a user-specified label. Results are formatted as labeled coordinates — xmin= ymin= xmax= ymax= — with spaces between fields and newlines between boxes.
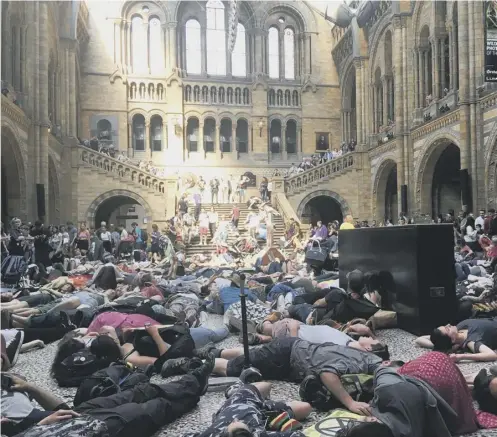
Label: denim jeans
xmin=189 ymin=326 xmax=229 ymax=349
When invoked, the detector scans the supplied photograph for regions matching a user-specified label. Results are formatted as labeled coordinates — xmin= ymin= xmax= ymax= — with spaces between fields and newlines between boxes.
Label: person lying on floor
xmin=199 ymin=337 xmax=389 ymax=416
xmin=7 ymin=289 xmax=117 ymax=324
xmin=51 ymin=324 xmax=170 ymax=378
xmin=2 ymin=355 xmax=213 ymax=437
xmin=334 ymin=366 xmax=457 ymax=437
xmin=247 ymin=318 xmax=379 ymax=350
xmin=399 ymin=351 xmax=497 ymax=433
xmin=81 ymin=311 xmax=228 ymax=349
xmin=416 ymin=317 xmax=497 ymax=362
xmin=466 ymin=367 xmax=497 ymax=419
xmin=182 ymin=381 xmax=312 ymax=437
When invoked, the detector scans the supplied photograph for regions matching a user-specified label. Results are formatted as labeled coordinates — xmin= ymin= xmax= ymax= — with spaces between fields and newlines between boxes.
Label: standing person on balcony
xmin=267 ymin=178 xmax=273 ymax=202
xmin=259 ymin=177 xmax=269 ymax=201
xmin=208 ymin=207 xmax=219 ymax=241
xmin=210 ymin=177 xmax=220 ymax=205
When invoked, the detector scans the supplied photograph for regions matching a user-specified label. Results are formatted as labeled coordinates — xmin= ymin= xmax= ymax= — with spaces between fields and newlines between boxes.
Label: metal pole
xmin=238 ymin=273 xmax=250 ymax=368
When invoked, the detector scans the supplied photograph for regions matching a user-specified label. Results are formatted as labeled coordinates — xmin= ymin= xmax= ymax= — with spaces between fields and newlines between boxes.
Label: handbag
xmin=305 ymin=240 xmax=327 ymax=267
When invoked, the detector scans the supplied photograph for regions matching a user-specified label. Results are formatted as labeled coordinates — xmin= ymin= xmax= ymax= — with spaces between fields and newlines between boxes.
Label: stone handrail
xmin=273 ymin=192 xmax=309 ymax=233
xmin=284 ymin=153 xmax=356 ymax=196
xmin=78 ymin=145 xmax=166 ymax=194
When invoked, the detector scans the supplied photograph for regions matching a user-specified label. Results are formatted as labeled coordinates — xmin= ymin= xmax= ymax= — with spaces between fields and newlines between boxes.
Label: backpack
xmin=55 ymin=350 xmax=105 ymax=387
xmin=74 ymin=364 xmax=149 ymax=406
xmin=141 ymin=229 xmax=149 ymax=242
xmin=1 ymin=255 xmax=27 ymax=284
xmin=299 ymin=374 xmax=374 ymax=411
xmin=132 ymin=324 xmax=195 ymax=371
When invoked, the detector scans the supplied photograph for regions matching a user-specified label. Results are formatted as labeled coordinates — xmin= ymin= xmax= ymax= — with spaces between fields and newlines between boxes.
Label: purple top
xmin=314 ymin=225 xmax=328 ymax=239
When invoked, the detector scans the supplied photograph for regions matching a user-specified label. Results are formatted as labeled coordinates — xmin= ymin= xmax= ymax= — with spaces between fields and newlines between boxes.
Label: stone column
xmin=423 ymin=50 xmax=429 ymax=103
xmin=296 ymin=123 xmax=302 ymax=158
xmin=128 ymin=123 xmax=133 ymax=157
xmin=145 ymin=121 xmax=151 ymax=159
xmin=2 ymin=21 xmax=12 ymax=84
xmin=248 ymin=121 xmax=253 ymax=154
xmin=68 ymin=48 xmax=77 ymax=137
xmin=440 ymin=38 xmax=446 ymax=93
xmin=201 ymin=23 xmax=207 ymax=75
xmin=38 ymin=2 xmax=50 ymax=220
xmin=282 ymin=123 xmax=287 ymax=160
xmin=120 ymin=20 xmax=126 ymax=71
xmin=215 ymin=124 xmax=221 ymax=159
xmin=413 ymin=49 xmax=419 ymax=107
xmin=199 ymin=122 xmax=204 ymax=155
xmin=458 ymin=0 xmax=471 ymax=207
xmin=382 ymin=76 xmax=388 ymax=125
xmin=168 ymin=22 xmax=177 ymax=72
xmin=114 ymin=20 xmax=121 ymax=65
xmin=14 ymin=26 xmax=21 ymax=90
xmin=304 ymin=34 xmax=311 ymax=76
xmin=231 ymin=124 xmax=237 ymax=155
xmin=252 ymin=27 xmax=264 ymax=75
xmin=354 ymin=59 xmax=363 ymax=144
xmin=430 ymin=37 xmax=440 ymax=99
xmin=126 ymin=22 xmax=132 ymax=73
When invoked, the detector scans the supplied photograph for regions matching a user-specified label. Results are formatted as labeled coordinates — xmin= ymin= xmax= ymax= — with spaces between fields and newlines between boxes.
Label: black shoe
xmin=195 ymin=342 xmax=222 ymax=359
xmin=6 ymin=330 xmax=24 ymax=367
xmin=58 ymin=312 xmax=76 ymax=331
xmin=239 ymin=367 xmax=262 ymax=384
xmin=190 ymin=353 xmax=215 ymax=395
xmin=160 ymin=357 xmax=192 ymax=378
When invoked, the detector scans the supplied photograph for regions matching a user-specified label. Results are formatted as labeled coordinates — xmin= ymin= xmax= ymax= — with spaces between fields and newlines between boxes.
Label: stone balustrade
xmin=284 ymin=153 xmax=355 ymax=196
xmin=78 ymin=146 xmax=166 ymax=193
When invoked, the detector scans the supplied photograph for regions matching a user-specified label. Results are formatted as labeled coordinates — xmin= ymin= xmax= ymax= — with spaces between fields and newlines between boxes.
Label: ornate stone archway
xmin=414 ymin=130 xmax=460 ymax=214
xmin=86 ymin=189 xmax=153 ymax=227
xmin=372 ymin=158 xmax=397 ymax=220
xmin=1 ymin=123 xmax=27 ymax=221
xmin=296 ymin=189 xmax=352 ymax=218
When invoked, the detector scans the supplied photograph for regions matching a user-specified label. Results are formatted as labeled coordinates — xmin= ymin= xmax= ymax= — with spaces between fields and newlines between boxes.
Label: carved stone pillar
xmin=353 ymin=59 xmax=363 ymax=144
xmin=382 ymin=76 xmax=388 ymax=126
xmin=423 ymin=50 xmax=429 ymax=103
xmin=126 ymin=22 xmax=131 ymax=73
xmin=430 ymin=36 xmax=440 ymax=99
xmin=201 ymin=23 xmax=207 ymax=75
xmin=231 ymin=124 xmax=237 ymax=154
xmin=199 ymin=122 xmax=204 ymax=155
xmin=282 ymin=124 xmax=287 ymax=160
xmin=215 ymin=124 xmax=221 ymax=159
xmin=128 ymin=123 xmax=133 ymax=158
xmin=167 ymin=22 xmax=177 ymax=72
xmin=145 ymin=121 xmax=151 ymax=159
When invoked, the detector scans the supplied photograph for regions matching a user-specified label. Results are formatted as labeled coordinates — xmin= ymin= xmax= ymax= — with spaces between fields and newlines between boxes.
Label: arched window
xmin=284 ymin=90 xmax=291 ymax=106
xmin=284 ymin=28 xmax=295 ymax=80
xmin=185 ymin=85 xmax=192 ymax=102
xmin=193 ymin=85 xmax=200 ymax=102
xmin=219 ymin=87 xmax=225 ymax=103
xmin=286 ymin=120 xmax=297 ymax=154
xmin=227 ymin=87 xmax=233 ymax=104
xmin=97 ymin=119 xmax=112 ymax=142
xmin=210 ymin=86 xmax=217 ymax=103
xmin=270 ymin=119 xmax=282 ymax=154
xmin=204 ymin=118 xmax=216 ymax=152
xmin=292 ymin=90 xmax=299 ymax=106
xmin=202 ymin=86 xmax=209 ymax=103
xmin=132 ymin=114 xmax=145 ymax=151
xmin=236 ymin=119 xmax=249 ymax=153
xmin=132 ymin=16 xmax=146 ymax=73
xmin=220 ymin=119 xmax=232 ymax=153
xmin=150 ymin=115 xmax=163 ymax=151
xmin=268 ymin=27 xmax=279 ymax=79
xmin=149 ymin=17 xmax=163 ymax=73
xmin=231 ymin=23 xmax=246 ymax=77
xmin=243 ymin=88 xmax=250 ymax=105
xmin=185 ymin=19 xmax=201 ymax=75
xmin=277 ymin=89 xmax=283 ymax=106
xmin=187 ymin=118 xmax=199 ymax=152
xmin=235 ymin=88 xmax=241 ymax=105
xmin=268 ymin=89 xmax=275 ymax=106
xmin=206 ymin=0 xmax=226 ymax=76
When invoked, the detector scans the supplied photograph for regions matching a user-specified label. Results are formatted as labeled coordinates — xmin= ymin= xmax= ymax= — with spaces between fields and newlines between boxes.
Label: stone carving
xmin=284 ymin=154 xmax=355 ymax=197
xmin=79 ymin=146 xmax=166 ymax=194
xmin=369 ymin=139 xmax=398 ymax=159
xmin=332 ymin=29 xmax=353 ymax=77
xmin=364 ymin=0 xmax=393 ymax=41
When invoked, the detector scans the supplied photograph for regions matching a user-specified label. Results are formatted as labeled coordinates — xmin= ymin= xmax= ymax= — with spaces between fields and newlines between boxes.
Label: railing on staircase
xmin=78 ymin=145 xmax=166 ymax=194
xmin=273 ymin=192 xmax=308 ymax=234
xmin=284 ymin=153 xmax=356 ymax=196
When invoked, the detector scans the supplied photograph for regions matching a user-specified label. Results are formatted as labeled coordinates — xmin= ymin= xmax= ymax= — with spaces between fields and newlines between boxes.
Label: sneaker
xmin=239 ymin=367 xmax=262 ymax=384
xmin=160 ymin=357 xmax=193 ymax=378
xmin=195 ymin=342 xmax=222 ymax=359
xmin=5 ymin=330 xmax=24 ymax=367
xmin=190 ymin=353 xmax=215 ymax=395
xmin=239 ymin=333 xmax=261 ymax=346
xmin=281 ymin=419 xmax=303 ymax=432
xmin=229 ymin=316 xmax=256 ymax=333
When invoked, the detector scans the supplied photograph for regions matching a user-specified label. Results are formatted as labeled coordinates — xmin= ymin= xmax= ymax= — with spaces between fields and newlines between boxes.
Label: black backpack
xmin=55 ymin=349 xmax=105 ymax=387
xmin=74 ymin=364 xmax=149 ymax=406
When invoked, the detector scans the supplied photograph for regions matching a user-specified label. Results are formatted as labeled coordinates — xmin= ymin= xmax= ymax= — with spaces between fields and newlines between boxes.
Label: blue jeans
xmin=189 ymin=326 xmax=229 ymax=349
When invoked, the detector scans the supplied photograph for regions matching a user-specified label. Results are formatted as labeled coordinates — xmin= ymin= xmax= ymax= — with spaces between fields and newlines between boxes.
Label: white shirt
xmin=199 ymin=213 xmax=209 ymax=228
xmin=121 ymin=229 xmax=128 ymax=238
xmin=100 ymin=231 xmax=111 ymax=241
xmin=475 ymin=216 xmax=485 ymax=228
xmin=267 ymin=182 xmax=273 ymax=192
xmin=208 ymin=212 xmax=218 ymax=224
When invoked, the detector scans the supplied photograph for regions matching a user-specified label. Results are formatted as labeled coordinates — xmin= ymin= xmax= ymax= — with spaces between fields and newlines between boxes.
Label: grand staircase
xmin=284 ymin=153 xmax=357 ymax=198
xmin=76 ymin=145 xmax=169 ymax=206
xmin=184 ymin=202 xmax=286 ymax=257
